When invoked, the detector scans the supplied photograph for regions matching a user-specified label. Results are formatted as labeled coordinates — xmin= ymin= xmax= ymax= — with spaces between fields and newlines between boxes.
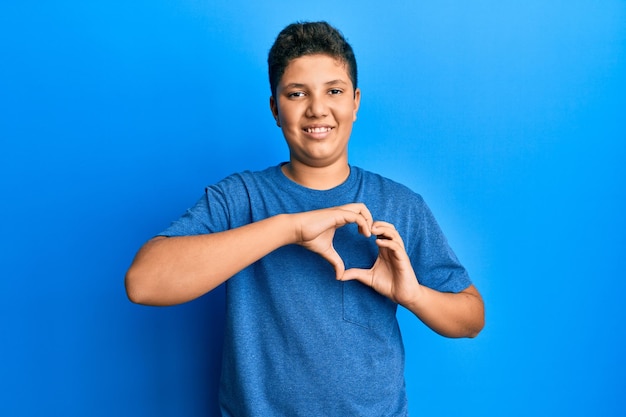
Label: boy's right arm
xmin=125 ymin=203 xmax=373 ymax=306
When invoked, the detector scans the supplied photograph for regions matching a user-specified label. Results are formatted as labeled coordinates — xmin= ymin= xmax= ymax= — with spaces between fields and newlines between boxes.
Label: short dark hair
xmin=267 ymin=21 xmax=358 ymax=98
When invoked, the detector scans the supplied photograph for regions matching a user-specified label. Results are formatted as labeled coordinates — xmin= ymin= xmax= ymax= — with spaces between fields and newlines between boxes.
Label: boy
xmin=126 ymin=21 xmax=484 ymax=416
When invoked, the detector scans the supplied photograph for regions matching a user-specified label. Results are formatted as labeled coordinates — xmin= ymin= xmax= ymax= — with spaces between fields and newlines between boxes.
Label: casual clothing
xmin=159 ymin=164 xmax=471 ymax=416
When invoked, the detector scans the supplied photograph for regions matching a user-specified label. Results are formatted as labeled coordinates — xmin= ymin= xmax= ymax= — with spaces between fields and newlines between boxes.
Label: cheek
xmin=339 ymin=107 xmax=357 ymax=124
xmin=276 ymin=104 xmax=299 ymax=125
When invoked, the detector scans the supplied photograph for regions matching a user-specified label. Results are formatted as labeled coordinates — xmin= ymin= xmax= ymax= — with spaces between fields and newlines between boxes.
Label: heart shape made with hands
xmin=296 ymin=204 xmax=418 ymax=306
xmin=328 ymin=222 xmax=418 ymax=306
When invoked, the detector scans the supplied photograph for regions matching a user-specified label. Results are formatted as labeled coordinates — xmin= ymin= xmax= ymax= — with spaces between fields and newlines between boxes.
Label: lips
xmin=303 ymin=126 xmax=334 ymax=134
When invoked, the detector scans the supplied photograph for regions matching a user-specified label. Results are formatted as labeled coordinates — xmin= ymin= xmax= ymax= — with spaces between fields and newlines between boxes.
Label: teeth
xmin=306 ymin=127 xmax=332 ymax=133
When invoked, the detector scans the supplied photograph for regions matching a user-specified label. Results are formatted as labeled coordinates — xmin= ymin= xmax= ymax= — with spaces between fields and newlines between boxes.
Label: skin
xmin=270 ymin=54 xmax=360 ymax=190
xmin=125 ymin=53 xmax=484 ymax=338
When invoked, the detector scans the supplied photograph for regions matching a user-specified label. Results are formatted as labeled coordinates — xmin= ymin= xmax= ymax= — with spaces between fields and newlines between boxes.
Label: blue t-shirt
xmin=160 ymin=164 xmax=471 ymax=416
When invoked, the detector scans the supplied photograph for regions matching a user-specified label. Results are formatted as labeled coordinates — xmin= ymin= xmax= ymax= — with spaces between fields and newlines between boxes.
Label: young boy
xmin=126 ymin=21 xmax=484 ymax=416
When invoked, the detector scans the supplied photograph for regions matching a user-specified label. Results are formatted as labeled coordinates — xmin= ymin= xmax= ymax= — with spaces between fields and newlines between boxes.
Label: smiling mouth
xmin=304 ymin=127 xmax=333 ymax=133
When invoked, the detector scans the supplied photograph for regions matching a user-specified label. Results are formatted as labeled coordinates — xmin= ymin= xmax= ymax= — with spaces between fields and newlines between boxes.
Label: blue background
xmin=1 ymin=1 xmax=625 ymax=416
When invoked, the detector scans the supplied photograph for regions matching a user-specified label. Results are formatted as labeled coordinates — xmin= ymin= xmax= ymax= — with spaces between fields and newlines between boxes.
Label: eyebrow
xmin=283 ymin=79 xmax=349 ymax=89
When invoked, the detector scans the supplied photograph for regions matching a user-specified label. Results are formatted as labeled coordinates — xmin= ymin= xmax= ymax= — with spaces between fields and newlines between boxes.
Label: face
xmin=270 ymin=54 xmax=361 ymax=169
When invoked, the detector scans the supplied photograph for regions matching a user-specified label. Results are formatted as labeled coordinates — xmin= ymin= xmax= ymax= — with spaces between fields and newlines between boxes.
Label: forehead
xmin=280 ymin=54 xmax=351 ymax=86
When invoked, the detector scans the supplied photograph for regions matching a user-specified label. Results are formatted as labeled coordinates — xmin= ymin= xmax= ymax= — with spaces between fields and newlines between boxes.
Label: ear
xmin=352 ymin=88 xmax=361 ymax=122
xmin=269 ymin=95 xmax=280 ymax=127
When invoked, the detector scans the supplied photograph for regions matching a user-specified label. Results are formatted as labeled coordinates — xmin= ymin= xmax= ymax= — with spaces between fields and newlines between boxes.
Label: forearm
xmin=404 ymin=284 xmax=485 ymax=338
xmin=125 ymin=214 xmax=295 ymax=306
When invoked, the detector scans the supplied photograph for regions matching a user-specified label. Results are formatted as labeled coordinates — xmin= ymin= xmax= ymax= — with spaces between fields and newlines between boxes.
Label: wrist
xmin=273 ymin=213 xmax=300 ymax=246
xmin=399 ymin=281 xmax=426 ymax=312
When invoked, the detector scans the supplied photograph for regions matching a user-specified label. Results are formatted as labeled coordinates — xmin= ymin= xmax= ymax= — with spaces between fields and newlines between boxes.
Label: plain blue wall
xmin=1 ymin=1 xmax=625 ymax=416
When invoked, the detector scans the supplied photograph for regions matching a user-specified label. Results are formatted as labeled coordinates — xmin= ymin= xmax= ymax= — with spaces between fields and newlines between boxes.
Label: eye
xmin=328 ymin=88 xmax=343 ymax=95
xmin=287 ymin=91 xmax=306 ymax=98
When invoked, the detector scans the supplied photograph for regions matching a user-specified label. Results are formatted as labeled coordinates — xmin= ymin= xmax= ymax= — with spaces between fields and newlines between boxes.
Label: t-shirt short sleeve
xmin=408 ymin=195 xmax=472 ymax=293
xmin=157 ymin=173 xmax=252 ymax=237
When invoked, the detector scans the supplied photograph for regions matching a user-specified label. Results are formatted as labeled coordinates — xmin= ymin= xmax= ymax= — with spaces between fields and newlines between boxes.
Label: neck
xmin=281 ymin=160 xmax=350 ymax=190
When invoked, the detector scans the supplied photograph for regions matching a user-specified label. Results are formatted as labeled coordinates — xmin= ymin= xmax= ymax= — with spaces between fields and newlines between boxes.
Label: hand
xmin=340 ymin=221 xmax=420 ymax=306
xmin=292 ymin=203 xmax=374 ymax=279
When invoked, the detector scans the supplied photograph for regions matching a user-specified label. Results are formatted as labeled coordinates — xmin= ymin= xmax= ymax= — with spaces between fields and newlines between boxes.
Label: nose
xmin=305 ymin=93 xmax=328 ymax=118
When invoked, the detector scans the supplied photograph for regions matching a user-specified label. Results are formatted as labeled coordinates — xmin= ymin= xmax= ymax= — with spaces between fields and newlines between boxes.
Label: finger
xmin=375 ymin=236 xmax=404 ymax=252
xmin=319 ymin=246 xmax=346 ymax=279
xmin=336 ymin=208 xmax=371 ymax=238
xmin=355 ymin=203 xmax=374 ymax=230
xmin=372 ymin=222 xmax=403 ymax=245
xmin=373 ymin=223 xmax=407 ymax=254
xmin=375 ymin=237 xmax=410 ymax=263
xmin=353 ymin=213 xmax=373 ymax=238
xmin=340 ymin=267 xmax=372 ymax=286
xmin=341 ymin=203 xmax=373 ymax=237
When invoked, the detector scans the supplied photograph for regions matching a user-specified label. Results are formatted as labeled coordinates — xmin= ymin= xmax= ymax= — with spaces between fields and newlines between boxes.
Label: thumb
xmin=319 ymin=246 xmax=346 ymax=280
xmin=340 ymin=267 xmax=372 ymax=287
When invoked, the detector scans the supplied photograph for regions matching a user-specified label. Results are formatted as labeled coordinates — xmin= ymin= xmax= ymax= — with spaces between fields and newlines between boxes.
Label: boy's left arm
xmin=340 ymin=221 xmax=485 ymax=338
